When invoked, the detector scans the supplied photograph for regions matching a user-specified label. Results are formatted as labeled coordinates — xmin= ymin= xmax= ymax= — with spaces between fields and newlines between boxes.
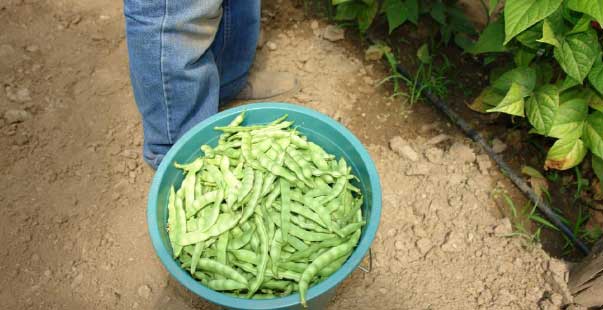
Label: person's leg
xmin=211 ymin=0 xmax=298 ymax=102
xmin=124 ymin=0 xmax=222 ymax=168
xmin=210 ymin=0 xmax=261 ymax=103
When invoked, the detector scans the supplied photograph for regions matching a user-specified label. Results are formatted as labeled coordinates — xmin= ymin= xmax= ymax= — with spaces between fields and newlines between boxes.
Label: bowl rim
xmin=147 ymin=102 xmax=382 ymax=309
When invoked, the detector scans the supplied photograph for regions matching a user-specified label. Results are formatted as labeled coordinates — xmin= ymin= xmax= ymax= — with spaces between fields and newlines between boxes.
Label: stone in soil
xmin=6 ymin=86 xmax=32 ymax=102
xmin=493 ymin=218 xmax=512 ymax=236
xmin=322 ymin=25 xmax=345 ymax=42
xmin=137 ymin=284 xmax=152 ymax=299
xmin=426 ymin=134 xmax=451 ymax=145
xmin=389 ymin=136 xmax=419 ymax=161
xmin=447 ymin=142 xmax=476 ymax=163
xmin=491 ymin=138 xmax=507 ymax=154
xmin=266 ymin=41 xmax=277 ymax=51
xmin=4 ymin=109 xmax=31 ymax=124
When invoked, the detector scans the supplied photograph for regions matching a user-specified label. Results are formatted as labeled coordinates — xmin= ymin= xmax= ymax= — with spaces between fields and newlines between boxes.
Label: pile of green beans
xmin=167 ymin=112 xmax=364 ymax=306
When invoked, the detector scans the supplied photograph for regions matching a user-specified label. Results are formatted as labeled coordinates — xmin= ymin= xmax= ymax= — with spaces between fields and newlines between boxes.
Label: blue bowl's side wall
xmin=148 ymin=103 xmax=381 ymax=310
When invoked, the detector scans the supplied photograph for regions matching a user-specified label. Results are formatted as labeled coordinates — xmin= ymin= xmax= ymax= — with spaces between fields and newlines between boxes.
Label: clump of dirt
xmin=0 ymin=0 xmax=580 ymax=309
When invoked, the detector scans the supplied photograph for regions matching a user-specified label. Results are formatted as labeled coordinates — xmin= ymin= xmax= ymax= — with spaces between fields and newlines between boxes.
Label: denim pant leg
xmin=210 ymin=0 xmax=261 ymax=103
xmin=124 ymin=0 xmax=223 ymax=168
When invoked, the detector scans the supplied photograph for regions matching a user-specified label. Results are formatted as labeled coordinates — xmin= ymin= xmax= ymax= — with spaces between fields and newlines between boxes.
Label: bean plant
xmin=467 ymin=0 xmax=603 ymax=183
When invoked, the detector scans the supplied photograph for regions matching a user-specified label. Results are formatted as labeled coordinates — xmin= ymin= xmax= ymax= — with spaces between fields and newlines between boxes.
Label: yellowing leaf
xmin=544 ymin=138 xmax=587 ymax=170
xmin=487 ymin=82 xmax=526 ymax=116
xmin=537 ymin=19 xmax=561 ymax=47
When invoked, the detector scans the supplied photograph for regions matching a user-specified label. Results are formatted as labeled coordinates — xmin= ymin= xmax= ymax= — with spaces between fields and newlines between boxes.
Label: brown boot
xmin=235 ymin=71 xmax=299 ymax=100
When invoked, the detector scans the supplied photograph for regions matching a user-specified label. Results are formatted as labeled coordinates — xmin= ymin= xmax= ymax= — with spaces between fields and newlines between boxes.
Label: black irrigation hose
xmin=366 ymin=36 xmax=591 ymax=255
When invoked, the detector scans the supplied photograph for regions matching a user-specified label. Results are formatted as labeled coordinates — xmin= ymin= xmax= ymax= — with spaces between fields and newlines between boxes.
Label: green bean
xmin=179 ymin=212 xmax=241 ymax=246
xmin=318 ymin=252 xmax=350 ymax=278
xmin=197 ymin=258 xmax=248 ymax=285
xmin=174 ymin=157 xmax=204 ymax=172
xmin=279 ymin=261 xmax=309 ymax=274
xmin=286 ymin=148 xmax=313 ymax=180
xmin=282 ymin=244 xmax=296 ymax=253
xmin=269 ymin=212 xmax=334 ymax=242
xmin=299 ymin=239 xmax=358 ymax=306
xmin=270 ymin=229 xmax=282 ymax=278
xmin=307 ymin=142 xmax=329 ymax=171
xmin=220 ymin=156 xmax=240 ymax=210
xmin=173 ymin=190 xmax=186 ymax=257
xmin=167 ymin=186 xmax=182 ymax=258
xmin=193 ymin=271 xmax=211 ymax=284
xmin=280 ymin=179 xmax=291 ymax=243
xmin=228 ymin=225 xmax=255 ymax=250
xmin=274 ymin=201 xmax=324 ymax=228
xmin=186 ymin=190 xmax=220 ymax=219
xmin=250 ymin=230 xmax=260 ymax=252
xmin=230 ymin=249 xmax=259 ymax=265
xmin=240 ymin=170 xmax=264 ymax=224
xmin=237 ymin=166 xmax=254 ymax=202
xmin=256 ymin=151 xmax=297 ymax=183
xmin=289 ymin=192 xmax=331 ymax=230
xmin=216 ymin=233 xmax=229 ymax=279
xmin=190 ymin=241 xmax=205 ymax=274
xmin=248 ymin=214 xmax=269 ymax=296
xmin=207 ymin=279 xmax=247 ymax=291
xmin=260 ymin=141 xmax=289 ymax=196
xmin=182 ymin=171 xmax=197 ymax=215
xmin=261 ymin=279 xmax=292 ymax=290
xmin=264 ymin=183 xmax=280 ymax=209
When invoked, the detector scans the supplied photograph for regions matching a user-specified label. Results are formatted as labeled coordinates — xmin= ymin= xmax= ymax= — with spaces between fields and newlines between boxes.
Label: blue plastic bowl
xmin=148 ymin=103 xmax=381 ymax=310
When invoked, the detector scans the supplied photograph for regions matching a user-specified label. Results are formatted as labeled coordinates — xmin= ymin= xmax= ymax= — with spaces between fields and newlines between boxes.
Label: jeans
xmin=124 ymin=0 xmax=260 ymax=169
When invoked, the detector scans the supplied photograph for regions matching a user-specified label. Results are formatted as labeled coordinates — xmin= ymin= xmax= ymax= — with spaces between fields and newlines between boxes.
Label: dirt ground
xmin=0 ymin=0 xmax=581 ymax=309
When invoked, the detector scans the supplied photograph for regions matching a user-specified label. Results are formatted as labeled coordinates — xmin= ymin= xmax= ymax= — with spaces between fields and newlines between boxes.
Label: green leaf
xmin=533 ymin=62 xmax=554 ymax=85
xmin=588 ymin=56 xmax=603 ymax=95
xmin=567 ymin=0 xmax=603 ymax=26
xmin=332 ymin=0 xmax=353 ymax=5
xmin=430 ymin=1 xmax=446 ymax=24
xmin=593 ymin=155 xmax=603 ymax=192
xmin=553 ymin=29 xmax=600 ymax=83
xmin=586 ymin=88 xmax=603 ymax=112
xmin=467 ymin=18 xmax=506 ymax=54
xmin=559 ymin=76 xmax=581 ymax=92
xmin=522 ymin=166 xmax=546 ymax=178
xmin=335 ymin=2 xmax=363 ymax=21
xmin=489 ymin=0 xmax=500 ymax=15
xmin=492 ymin=67 xmax=537 ymax=96
xmin=504 ymin=0 xmax=563 ymax=44
xmin=568 ymin=14 xmax=593 ymax=34
xmin=468 ymin=87 xmax=503 ymax=112
xmin=583 ymin=111 xmax=603 ymax=158
xmin=487 ymin=82 xmax=526 ymax=116
xmin=357 ymin=1 xmax=379 ymax=32
xmin=516 ymin=24 xmax=543 ymax=50
xmin=383 ymin=0 xmax=408 ymax=33
xmin=514 ymin=48 xmax=536 ymax=66
xmin=405 ymin=0 xmax=419 ymax=24
xmin=417 ymin=43 xmax=431 ymax=64
xmin=537 ymin=19 xmax=561 ymax=47
xmin=526 ymin=84 xmax=559 ymax=134
xmin=544 ymin=138 xmax=587 ymax=170
xmin=549 ymin=98 xmax=588 ymax=139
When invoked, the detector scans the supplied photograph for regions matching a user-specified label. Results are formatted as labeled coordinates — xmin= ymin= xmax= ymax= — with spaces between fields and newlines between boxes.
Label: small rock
xmin=4 ymin=109 xmax=31 ymax=124
xmin=549 ymin=293 xmax=563 ymax=306
xmin=426 ymin=134 xmax=450 ymax=145
xmin=137 ymin=284 xmax=152 ymax=299
xmin=365 ymin=45 xmax=385 ymax=61
xmin=14 ymin=132 xmax=29 ymax=145
xmin=25 ymin=45 xmax=39 ymax=52
xmin=127 ymin=159 xmax=138 ymax=171
xmin=493 ymin=218 xmax=512 ymax=236
xmin=441 ymin=232 xmax=464 ymax=252
xmin=394 ymin=240 xmax=405 ymax=251
xmin=389 ymin=136 xmax=419 ymax=161
xmin=448 ymin=142 xmax=476 ymax=163
xmin=548 ymin=259 xmax=569 ymax=279
xmin=491 ymin=138 xmax=507 ymax=154
xmin=6 ymin=87 xmax=32 ymax=102
xmin=322 ymin=25 xmax=345 ymax=42
xmin=44 ymin=270 xmax=51 ymax=277
xmin=424 ymin=147 xmax=444 ymax=163
xmin=476 ymin=154 xmax=492 ymax=174
xmin=416 ymin=238 xmax=432 ymax=255
xmin=266 ymin=41 xmax=277 ymax=51
xmin=406 ymin=163 xmax=431 ymax=176
xmin=310 ymin=20 xmax=319 ymax=30
xmin=71 ymin=273 xmax=83 ymax=288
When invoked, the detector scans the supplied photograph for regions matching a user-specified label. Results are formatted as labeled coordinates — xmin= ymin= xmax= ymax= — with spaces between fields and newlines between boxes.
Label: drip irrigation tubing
xmin=366 ymin=35 xmax=591 ymax=255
